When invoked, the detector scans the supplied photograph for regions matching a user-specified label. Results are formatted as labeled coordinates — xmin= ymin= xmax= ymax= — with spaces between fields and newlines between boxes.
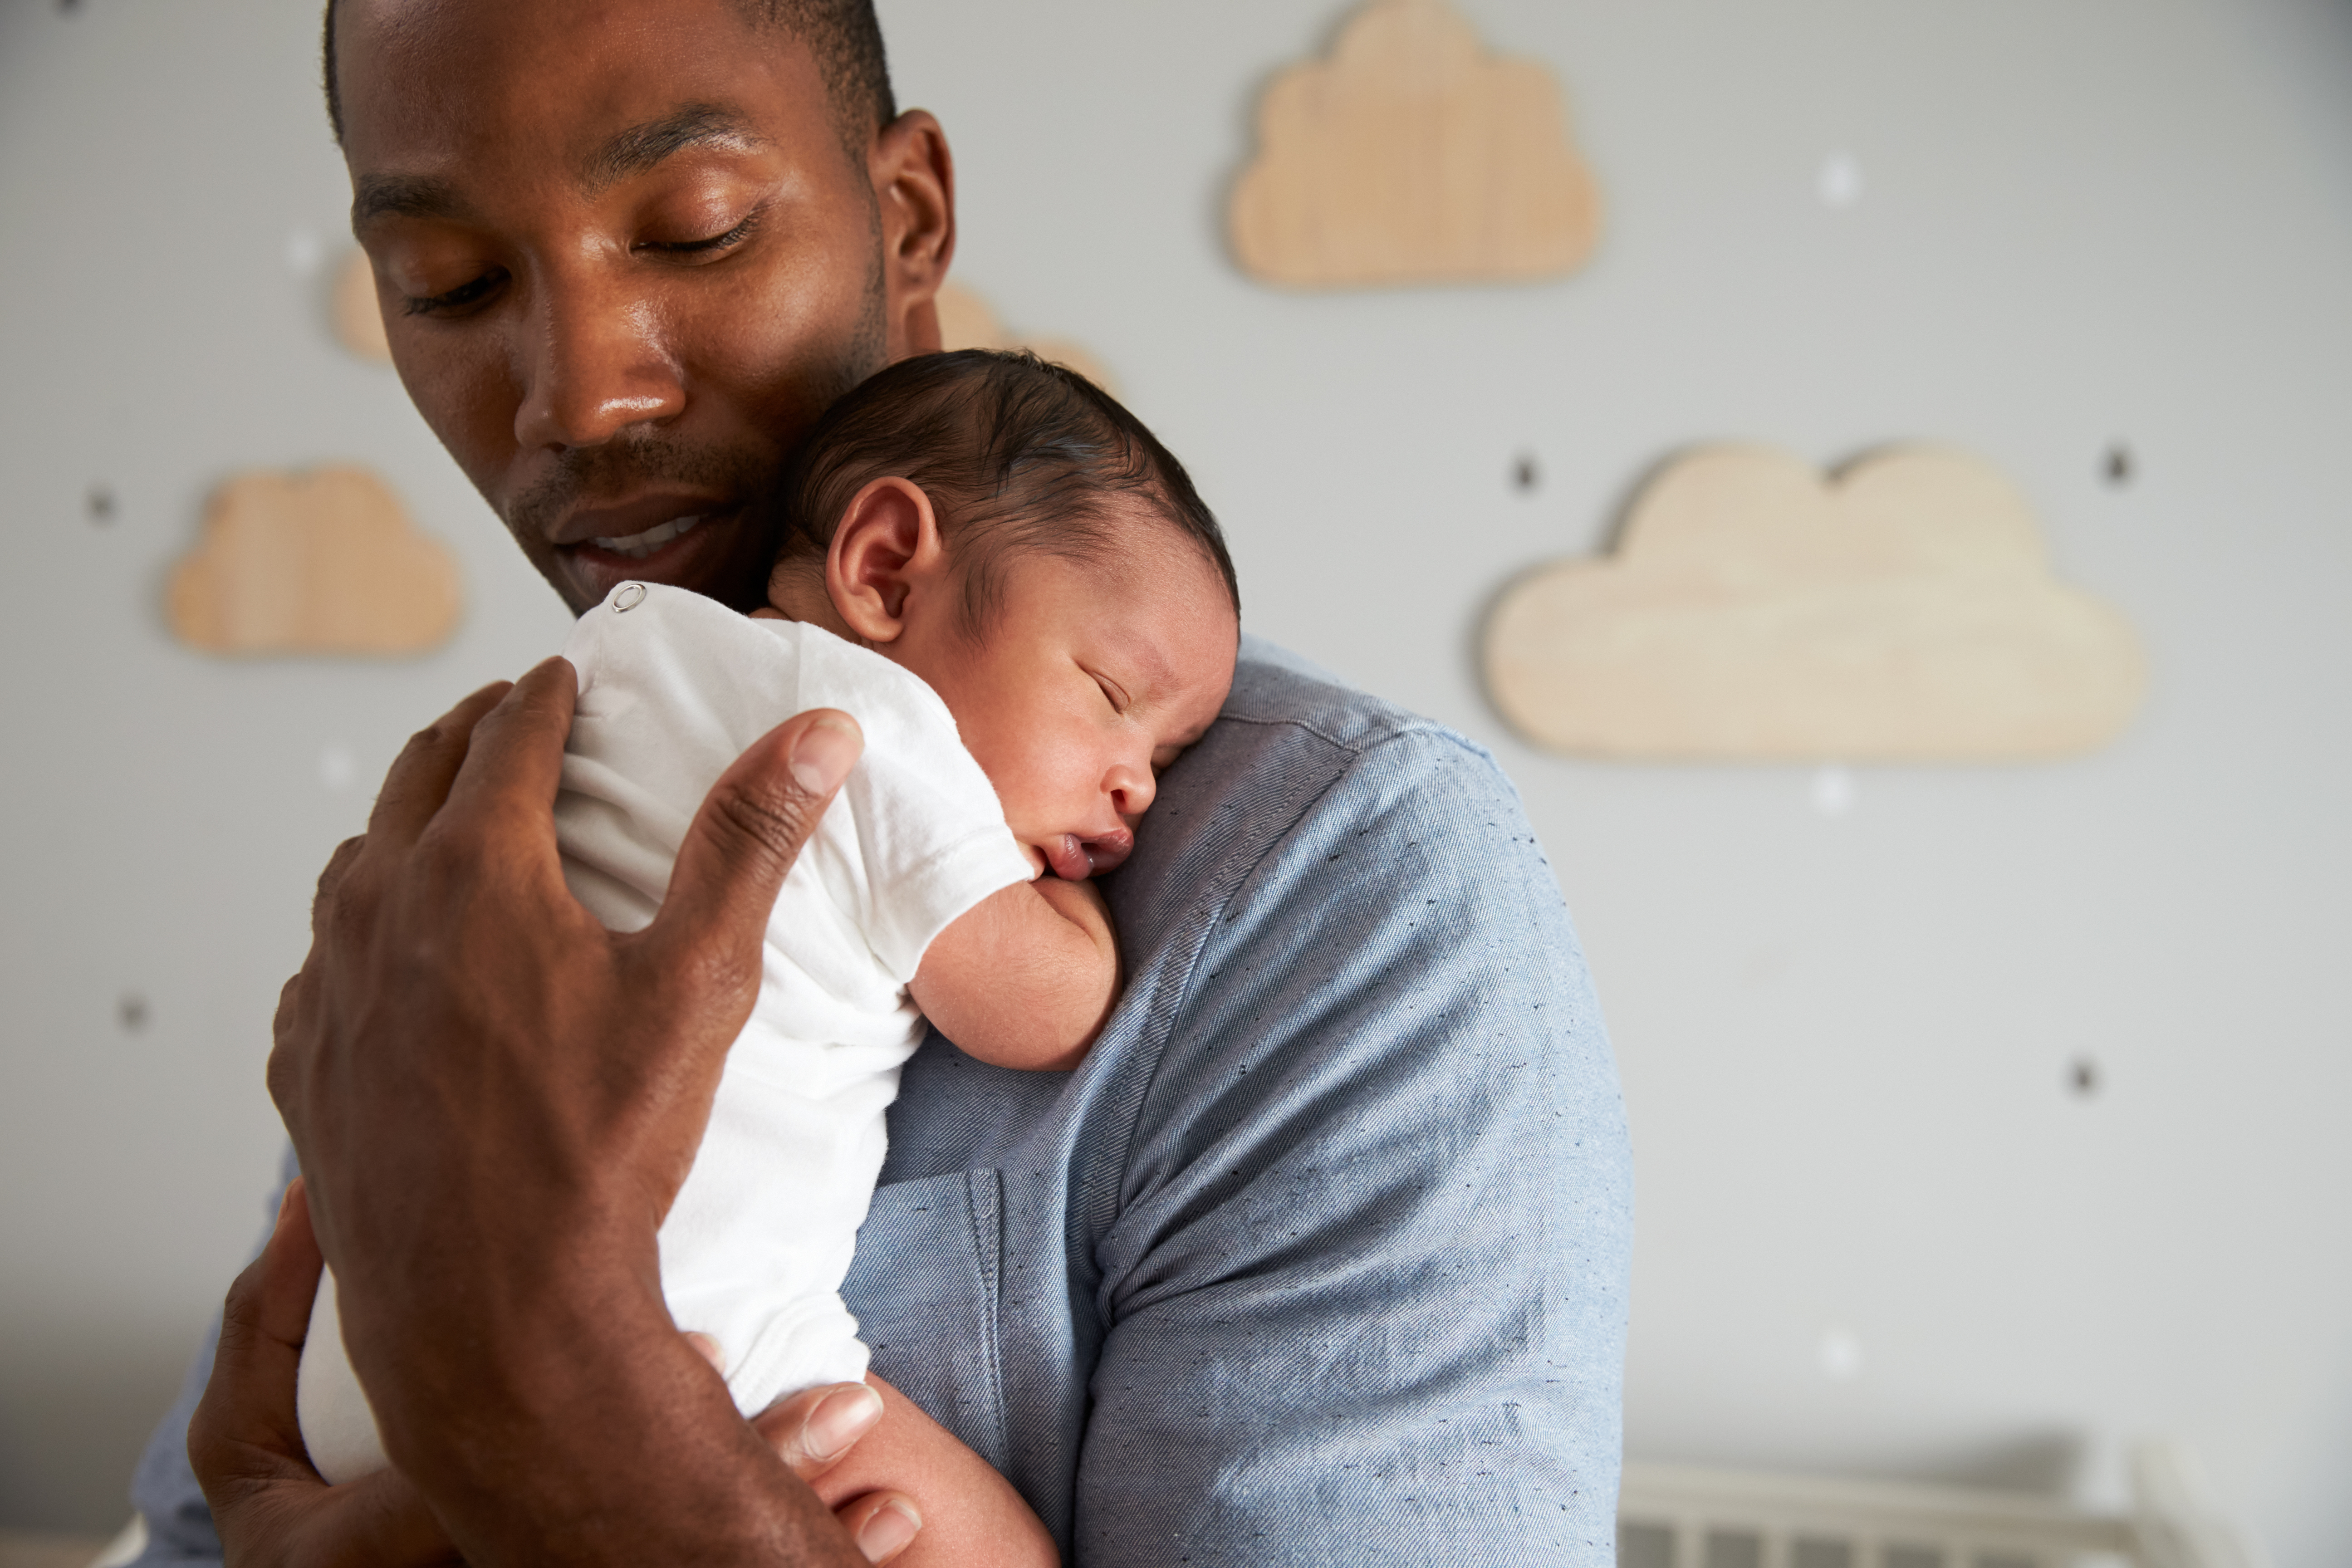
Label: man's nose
xmin=511 ymin=265 xmax=686 ymax=450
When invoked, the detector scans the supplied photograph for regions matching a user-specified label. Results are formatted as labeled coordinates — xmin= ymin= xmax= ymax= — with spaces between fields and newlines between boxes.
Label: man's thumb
xmin=651 ymin=709 xmax=862 ymax=979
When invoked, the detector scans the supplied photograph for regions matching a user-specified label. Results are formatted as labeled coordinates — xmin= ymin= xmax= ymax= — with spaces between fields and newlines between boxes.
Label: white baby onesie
xmin=296 ymin=581 xmax=1035 ymax=1484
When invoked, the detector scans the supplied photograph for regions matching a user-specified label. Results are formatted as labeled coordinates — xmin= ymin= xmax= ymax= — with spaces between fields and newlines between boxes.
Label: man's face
xmin=337 ymin=0 xmax=950 ymax=612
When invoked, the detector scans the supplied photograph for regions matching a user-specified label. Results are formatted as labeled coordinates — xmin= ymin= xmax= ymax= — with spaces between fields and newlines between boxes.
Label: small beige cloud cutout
xmin=1484 ymin=447 xmax=2146 ymax=761
xmin=1229 ymin=0 xmax=1602 ymax=289
xmin=935 ymin=282 xmax=1118 ymax=396
xmin=168 ymin=466 xmax=463 ymax=657
xmin=332 ymin=249 xmax=392 ymax=363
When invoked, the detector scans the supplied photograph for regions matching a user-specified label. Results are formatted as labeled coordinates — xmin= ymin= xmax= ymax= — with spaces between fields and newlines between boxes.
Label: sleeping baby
xmin=293 ymin=348 xmax=1241 ymax=1558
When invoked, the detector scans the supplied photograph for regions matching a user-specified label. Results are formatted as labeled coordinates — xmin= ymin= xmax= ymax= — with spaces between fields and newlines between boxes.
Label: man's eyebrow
xmin=347 ymin=105 xmax=763 ymax=232
xmin=583 ymin=103 xmax=765 ymax=191
xmin=351 ymin=174 xmax=470 ymax=229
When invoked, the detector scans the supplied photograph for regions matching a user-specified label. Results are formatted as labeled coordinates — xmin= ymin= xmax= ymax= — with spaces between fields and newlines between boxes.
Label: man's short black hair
xmin=775 ymin=350 xmax=1240 ymax=638
xmin=321 ymin=0 xmax=897 ymax=162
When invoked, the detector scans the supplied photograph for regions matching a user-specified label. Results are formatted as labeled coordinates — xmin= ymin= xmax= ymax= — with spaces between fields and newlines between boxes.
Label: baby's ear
xmin=826 ymin=477 xmax=947 ymax=645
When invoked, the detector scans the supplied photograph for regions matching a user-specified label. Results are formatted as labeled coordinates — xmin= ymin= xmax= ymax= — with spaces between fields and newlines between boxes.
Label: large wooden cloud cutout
xmin=934 ymin=282 xmax=1118 ymax=396
xmin=168 ymin=466 xmax=462 ymax=657
xmin=1229 ymin=0 xmax=1602 ymax=289
xmin=1484 ymin=447 xmax=2146 ymax=761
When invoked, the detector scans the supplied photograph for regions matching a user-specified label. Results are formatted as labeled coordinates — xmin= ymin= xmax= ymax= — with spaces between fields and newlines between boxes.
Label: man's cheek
xmin=396 ymin=339 xmax=521 ymax=486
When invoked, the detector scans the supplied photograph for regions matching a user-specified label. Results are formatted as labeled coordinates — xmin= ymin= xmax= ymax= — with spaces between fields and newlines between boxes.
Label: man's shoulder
xmin=1109 ymin=637 xmax=1552 ymax=980
xmin=1213 ymin=634 xmax=1505 ymax=823
xmin=1222 ymin=635 xmax=1474 ymax=763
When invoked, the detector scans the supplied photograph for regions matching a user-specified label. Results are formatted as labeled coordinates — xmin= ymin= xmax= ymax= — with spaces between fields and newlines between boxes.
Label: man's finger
xmin=366 ymin=682 xmax=515 ymax=849
xmin=432 ymin=660 xmax=581 ymax=848
xmin=245 ymin=1180 xmax=324 ymax=1358
xmin=837 ymin=1493 xmax=922 ymax=1564
xmin=645 ymin=709 xmax=861 ymax=983
xmin=748 ymin=1380 xmax=884 ymax=1485
xmin=309 ymin=836 xmax=368 ymax=927
xmin=334 ymin=1467 xmax=466 ymax=1566
xmin=191 ymin=1181 xmax=324 ymax=1491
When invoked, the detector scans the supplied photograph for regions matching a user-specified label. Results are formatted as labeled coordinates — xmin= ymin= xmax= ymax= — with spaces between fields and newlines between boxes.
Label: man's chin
xmin=555 ymin=510 xmax=755 ymax=611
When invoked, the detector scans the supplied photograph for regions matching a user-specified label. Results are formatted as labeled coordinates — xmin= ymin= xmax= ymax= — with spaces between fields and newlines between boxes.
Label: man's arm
xmin=909 ymin=877 xmax=1118 ymax=1072
xmin=217 ymin=664 xmax=892 ymax=1566
xmin=1077 ymin=725 xmax=1633 ymax=1564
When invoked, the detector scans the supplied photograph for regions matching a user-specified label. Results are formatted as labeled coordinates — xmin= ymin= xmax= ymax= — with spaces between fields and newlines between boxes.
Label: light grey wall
xmin=2 ymin=0 xmax=2346 ymax=1558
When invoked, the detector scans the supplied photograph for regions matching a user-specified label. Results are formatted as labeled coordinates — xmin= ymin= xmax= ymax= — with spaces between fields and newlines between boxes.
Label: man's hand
xmin=264 ymin=662 xmax=879 ymax=1565
xmin=191 ymin=1180 xmax=460 ymax=1567
xmin=193 ymin=1182 xmax=924 ymax=1564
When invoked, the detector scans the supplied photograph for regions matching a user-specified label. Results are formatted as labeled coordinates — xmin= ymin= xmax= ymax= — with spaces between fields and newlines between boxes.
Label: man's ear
xmin=870 ymin=110 xmax=955 ymax=360
xmin=826 ymin=478 xmax=949 ymax=644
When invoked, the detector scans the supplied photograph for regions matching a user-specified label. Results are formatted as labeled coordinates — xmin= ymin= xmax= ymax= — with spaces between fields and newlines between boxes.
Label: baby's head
xmin=763 ymin=351 xmax=1240 ymax=882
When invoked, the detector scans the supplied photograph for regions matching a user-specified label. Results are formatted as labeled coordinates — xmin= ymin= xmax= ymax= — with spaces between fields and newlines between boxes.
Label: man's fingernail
xmin=789 ymin=717 xmax=862 ymax=796
xmin=274 ymin=1177 xmax=304 ymax=1235
xmin=804 ymin=1383 xmax=883 ymax=1461
xmin=855 ymin=1498 xmax=921 ymax=1562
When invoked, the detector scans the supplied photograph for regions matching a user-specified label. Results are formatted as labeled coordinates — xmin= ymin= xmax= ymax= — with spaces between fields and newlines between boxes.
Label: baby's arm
xmin=908 ymin=878 xmax=1117 ymax=1071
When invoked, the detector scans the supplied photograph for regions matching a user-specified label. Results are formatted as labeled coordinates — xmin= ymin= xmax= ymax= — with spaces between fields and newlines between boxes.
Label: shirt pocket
xmin=843 ymin=1169 xmax=1011 ymax=1473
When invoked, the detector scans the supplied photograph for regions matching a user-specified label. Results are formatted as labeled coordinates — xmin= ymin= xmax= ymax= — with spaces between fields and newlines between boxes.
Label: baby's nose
xmin=1109 ymin=764 xmax=1156 ymax=821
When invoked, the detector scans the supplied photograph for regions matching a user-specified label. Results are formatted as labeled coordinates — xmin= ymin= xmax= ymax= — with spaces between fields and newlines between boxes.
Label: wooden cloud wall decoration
xmin=168 ymin=466 xmax=462 ymax=657
xmin=1483 ymin=447 xmax=2147 ymax=761
xmin=1229 ymin=0 xmax=1602 ymax=289
xmin=934 ymin=282 xmax=1118 ymax=395
xmin=333 ymin=249 xmax=393 ymax=363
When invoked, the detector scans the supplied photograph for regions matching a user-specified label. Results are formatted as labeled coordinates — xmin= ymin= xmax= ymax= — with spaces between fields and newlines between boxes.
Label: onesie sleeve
xmin=809 ymin=641 xmax=1036 ymax=983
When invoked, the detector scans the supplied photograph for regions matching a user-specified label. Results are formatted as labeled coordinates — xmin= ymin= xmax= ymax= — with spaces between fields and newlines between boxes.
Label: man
xmin=129 ymin=1 xmax=1632 ymax=1562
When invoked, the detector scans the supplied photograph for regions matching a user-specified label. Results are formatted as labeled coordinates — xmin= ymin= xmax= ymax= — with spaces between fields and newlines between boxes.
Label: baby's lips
xmin=1042 ymin=830 xmax=1133 ymax=881
xmin=1083 ymin=828 xmax=1135 ymax=876
xmin=1042 ymin=835 xmax=1094 ymax=881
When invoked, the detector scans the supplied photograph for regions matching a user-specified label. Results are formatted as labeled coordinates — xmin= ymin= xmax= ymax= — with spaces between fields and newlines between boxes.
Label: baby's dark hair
xmin=772 ymin=349 xmax=1238 ymax=638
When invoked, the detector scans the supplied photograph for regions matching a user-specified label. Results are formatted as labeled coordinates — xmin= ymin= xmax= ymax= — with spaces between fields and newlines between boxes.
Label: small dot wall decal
xmin=1818 ymin=152 xmax=1863 ymax=209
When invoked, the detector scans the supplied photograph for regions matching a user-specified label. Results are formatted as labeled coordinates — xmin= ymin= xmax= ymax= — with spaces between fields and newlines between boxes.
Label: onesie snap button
xmin=613 ymin=583 xmax=648 ymax=612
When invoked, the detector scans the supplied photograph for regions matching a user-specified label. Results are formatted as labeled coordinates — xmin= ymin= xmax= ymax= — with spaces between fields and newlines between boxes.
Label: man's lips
xmin=548 ymin=494 xmax=735 ymax=551
xmin=588 ymin=512 xmax=706 ymax=560
xmin=548 ymin=496 xmax=749 ymax=605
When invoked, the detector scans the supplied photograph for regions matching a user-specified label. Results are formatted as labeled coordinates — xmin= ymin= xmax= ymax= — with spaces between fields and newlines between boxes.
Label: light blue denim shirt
xmin=129 ymin=639 xmax=1633 ymax=1565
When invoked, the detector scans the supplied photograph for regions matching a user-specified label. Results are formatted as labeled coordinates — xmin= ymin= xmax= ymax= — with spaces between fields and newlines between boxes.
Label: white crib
xmin=1617 ymin=1444 xmax=2266 ymax=1568
xmin=2 ymin=1441 xmax=2264 ymax=1568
